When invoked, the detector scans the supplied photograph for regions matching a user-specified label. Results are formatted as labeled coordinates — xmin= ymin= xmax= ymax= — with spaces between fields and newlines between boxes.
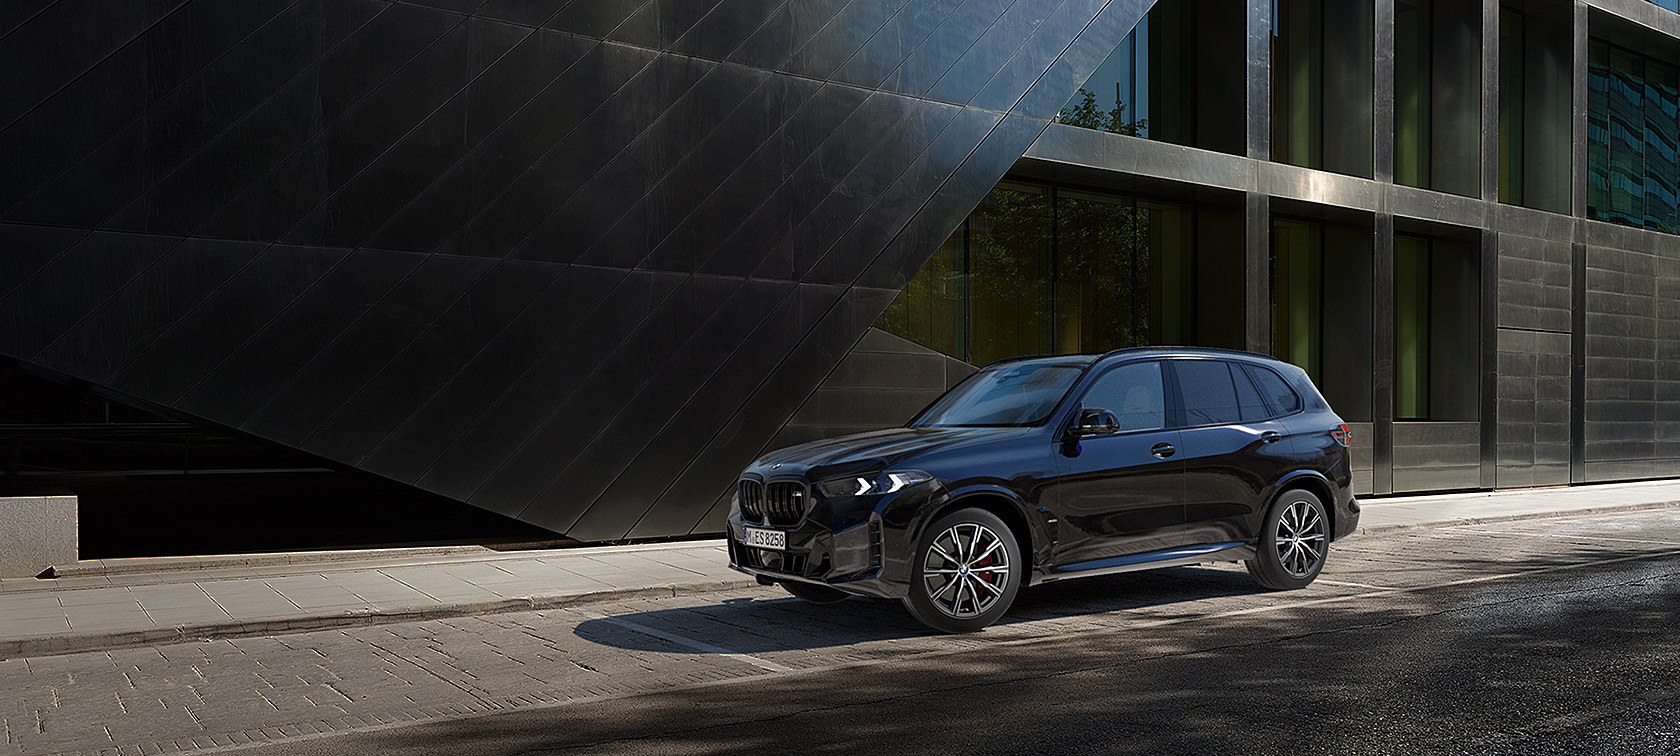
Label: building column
xmin=1480 ymin=0 xmax=1501 ymax=490
xmin=1569 ymin=0 xmax=1588 ymax=484
xmin=1373 ymin=213 xmax=1396 ymax=495
xmin=1571 ymin=240 xmax=1587 ymax=483
xmin=1246 ymin=0 xmax=1272 ymax=161
xmin=1246 ymin=0 xmax=1272 ymax=355
xmin=1247 ymin=192 xmax=1271 ymax=354
xmin=1373 ymin=0 xmax=1396 ymax=184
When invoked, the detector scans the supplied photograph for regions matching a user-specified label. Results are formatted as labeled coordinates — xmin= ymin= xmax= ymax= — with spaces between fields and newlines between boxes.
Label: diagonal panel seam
xmin=189 ymin=13 xmax=539 ymax=246
xmin=0 ymin=0 xmax=194 ymax=137
xmin=172 ymin=248 xmax=437 ymax=426
xmin=422 ymin=43 xmax=667 ymax=256
xmin=486 ymin=274 xmax=723 ymax=520
xmin=666 ymin=0 xmax=794 ymax=58
xmin=360 ymin=0 xmax=793 ymax=252
xmin=361 ymin=262 xmax=648 ymax=477
xmin=845 ymin=0 xmax=982 ymax=90
xmin=197 ymin=2 xmax=588 ymax=248
xmin=0 ymin=0 xmax=61 ymax=46
xmin=797 ymin=0 xmax=1113 ymax=286
xmin=0 ymin=0 xmax=311 ymax=220
xmin=107 ymin=243 xmax=358 ymax=409
xmin=0 ymin=225 xmax=97 ymax=305
xmin=884 ymin=0 xmax=1026 ymax=99
xmin=468 ymin=52 xmax=722 ymax=263
xmin=235 ymin=253 xmax=504 ymax=436
xmin=394 ymin=264 xmax=681 ymax=499
xmin=353 ymin=34 xmax=609 ymax=249
xmin=526 ymin=275 xmax=787 ymax=532
xmin=74 ymin=237 xmax=284 ymax=392
xmin=604 ymin=109 xmax=990 ymax=535
xmin=797 ymin=0 xmax=918 ymax=82
xmin=23 ymin=233 xmax=193 ymax=363
xmin=135 ymin=4 xmax=465 ymax=239
xmin=614 ymin=111 xmax=994 ymax=539
xmin=356 ymin=66 xmax=905 ymax=489
xmin=562 ymin=64 xmax=791 ymax=267
xmin=89 ymin=7 xmax=491 ymax=394
xmin=640 ymin=0 xmax=1135 ymax=536
xmin=293 ymin=259 xmax=613 ymax=460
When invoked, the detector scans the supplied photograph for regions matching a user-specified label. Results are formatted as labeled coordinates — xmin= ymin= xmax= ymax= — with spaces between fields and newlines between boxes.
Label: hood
xmin=745 ymin=426 xmax=1033 ymax=480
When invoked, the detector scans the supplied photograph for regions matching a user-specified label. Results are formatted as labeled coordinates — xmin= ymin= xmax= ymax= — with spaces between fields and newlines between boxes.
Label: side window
xmin=1245 ymin=364 xmax=1303 ymax=415
xmin=1080 ymin=362 xmax=1166 ymax=432
xmin=1231 ymin=363 xmax=1271 ymax=422
xmin=1174 ymin=360 xmax=1243 ymax=425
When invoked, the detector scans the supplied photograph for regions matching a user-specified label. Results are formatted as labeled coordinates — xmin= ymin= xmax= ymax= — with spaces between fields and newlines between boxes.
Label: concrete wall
xmin=1 ymin=496 xmax=76 ymax=578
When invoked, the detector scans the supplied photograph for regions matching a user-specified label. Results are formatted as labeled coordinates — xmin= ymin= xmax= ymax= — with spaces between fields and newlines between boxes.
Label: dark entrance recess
xmin=1 ymin=363 xmax=555 ymax=558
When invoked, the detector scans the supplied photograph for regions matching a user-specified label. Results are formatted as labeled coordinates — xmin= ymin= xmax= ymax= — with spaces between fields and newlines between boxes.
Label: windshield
xmin=910 ymin=362 xmax=1087 ymax=428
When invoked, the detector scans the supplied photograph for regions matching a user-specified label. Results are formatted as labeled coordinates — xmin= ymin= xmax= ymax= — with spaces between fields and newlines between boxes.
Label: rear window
xmin=1174 ymin=360 xmax=1243 ymax=426
xmin=1245 ymin=364 xmax=1303 ymax=415
xmin=1230 ymin=363 xmax=1271 ymax=422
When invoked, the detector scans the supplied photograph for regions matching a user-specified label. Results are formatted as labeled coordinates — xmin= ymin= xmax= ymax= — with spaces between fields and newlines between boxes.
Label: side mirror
xmin=1073 ymin=408 xmax=1120 ymax=436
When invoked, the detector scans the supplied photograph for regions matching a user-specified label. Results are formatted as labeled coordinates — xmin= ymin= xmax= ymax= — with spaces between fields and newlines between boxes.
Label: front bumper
xmin=726 ymin=514 xmax=907 ymax=599
xmin=725 ymin=484 xmax=937 ymax=600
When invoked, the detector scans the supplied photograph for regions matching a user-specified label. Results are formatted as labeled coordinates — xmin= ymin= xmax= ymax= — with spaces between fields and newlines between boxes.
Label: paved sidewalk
xmin=2 ymin=480 xmax=1678 ymax=659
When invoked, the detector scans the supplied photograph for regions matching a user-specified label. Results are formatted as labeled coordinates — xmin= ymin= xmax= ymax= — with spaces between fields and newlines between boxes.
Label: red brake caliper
xmin=973 ymin=554 xmax=995 ymax=593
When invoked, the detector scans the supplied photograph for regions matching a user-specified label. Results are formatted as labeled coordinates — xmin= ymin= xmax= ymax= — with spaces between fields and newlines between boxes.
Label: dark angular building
xmin=3 ymin=0 xmax=1679 ymax=555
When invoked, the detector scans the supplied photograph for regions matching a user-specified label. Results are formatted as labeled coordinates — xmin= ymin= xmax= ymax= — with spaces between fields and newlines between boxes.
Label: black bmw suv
xmin=727 ymin=347 xmax=1359 ymax=633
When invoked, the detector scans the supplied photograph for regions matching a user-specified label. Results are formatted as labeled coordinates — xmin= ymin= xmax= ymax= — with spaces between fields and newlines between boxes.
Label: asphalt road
xmin=5 ymin=510 xmax=1678 ymax=755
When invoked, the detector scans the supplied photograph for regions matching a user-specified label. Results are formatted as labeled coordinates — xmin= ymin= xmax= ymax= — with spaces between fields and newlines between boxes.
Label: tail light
xmin=1330 ymin=423 xmax=1351 ymax=447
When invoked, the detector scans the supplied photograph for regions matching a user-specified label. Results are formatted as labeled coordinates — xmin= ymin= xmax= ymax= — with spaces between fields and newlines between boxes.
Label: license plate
xmin=742 ymin=526 xmax=786 ymax=551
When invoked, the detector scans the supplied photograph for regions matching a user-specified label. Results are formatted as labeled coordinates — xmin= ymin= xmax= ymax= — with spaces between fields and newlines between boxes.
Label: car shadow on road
xmin=573 ymin=564 xmax=1270 ymax=654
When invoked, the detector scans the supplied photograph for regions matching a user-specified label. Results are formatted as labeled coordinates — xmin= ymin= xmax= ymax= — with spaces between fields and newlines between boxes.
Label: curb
xmin=48 ymin=538 xmax=726 ymax=579
xmin=0 ymin=577 xmax=761 ymax=660
xmin=1356 ymin=499 xmax=1680 ymax=535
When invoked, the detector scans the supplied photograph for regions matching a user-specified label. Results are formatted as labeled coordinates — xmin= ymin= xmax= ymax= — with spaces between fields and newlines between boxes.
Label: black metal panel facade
xmin=0 ymin=0 xmax=1161 ymax=541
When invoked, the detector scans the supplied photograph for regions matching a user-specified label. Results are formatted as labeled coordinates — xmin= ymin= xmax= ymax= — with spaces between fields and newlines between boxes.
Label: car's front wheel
xmin=902 ymin=508 xmax=1022 ymax=633
xmin=1246 ymin=489 xmax=1329 ymax=590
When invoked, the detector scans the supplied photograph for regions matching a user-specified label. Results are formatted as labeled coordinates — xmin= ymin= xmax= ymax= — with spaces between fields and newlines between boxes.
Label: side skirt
xmin=1031 ymin=542 xmax=1255 ymax=585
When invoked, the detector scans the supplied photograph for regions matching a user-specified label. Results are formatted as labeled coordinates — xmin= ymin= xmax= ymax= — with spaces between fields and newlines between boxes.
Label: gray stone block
xmin=0 ymin=495 xmax=77 ymax=577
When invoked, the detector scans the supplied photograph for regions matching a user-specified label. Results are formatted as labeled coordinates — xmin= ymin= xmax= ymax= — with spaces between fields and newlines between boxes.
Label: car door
xmin=1172 ymin=359 xmax=1296 ymax=545
xmin=1047 ymin=360 xmax=1188 ymax=566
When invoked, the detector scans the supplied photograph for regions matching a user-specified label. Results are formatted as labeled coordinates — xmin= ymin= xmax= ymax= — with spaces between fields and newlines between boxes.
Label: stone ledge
xmin=0 ymin=495 xmax=76 ymax=578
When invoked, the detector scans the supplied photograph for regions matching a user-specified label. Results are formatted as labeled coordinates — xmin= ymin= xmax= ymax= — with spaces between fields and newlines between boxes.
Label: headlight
xmin=816 ymin=470 xmax=933 ymax=498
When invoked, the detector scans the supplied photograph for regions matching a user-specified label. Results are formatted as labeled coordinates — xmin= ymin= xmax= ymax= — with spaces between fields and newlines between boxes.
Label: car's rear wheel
xmin=782 ymin=581 xmax=850 ymax=604
xmin=1246 ymin=489 xmax=1329 ymax=590
xmin=902 ymin=508 xmax=1022 ymax=633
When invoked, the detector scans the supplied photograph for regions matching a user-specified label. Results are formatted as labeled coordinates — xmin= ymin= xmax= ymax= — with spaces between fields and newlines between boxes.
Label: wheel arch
xmin=1267 ymin=470 xmax=1335 ymax=536
xmin=921 ymin=488 xmax=1044 ymax=573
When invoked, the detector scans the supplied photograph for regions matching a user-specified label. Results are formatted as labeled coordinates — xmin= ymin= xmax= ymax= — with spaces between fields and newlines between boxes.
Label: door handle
xmin=1151 ymin=443 xmax=1175 ymax=458
xmin=1260 ymin=431 xmax=1282 ymax=444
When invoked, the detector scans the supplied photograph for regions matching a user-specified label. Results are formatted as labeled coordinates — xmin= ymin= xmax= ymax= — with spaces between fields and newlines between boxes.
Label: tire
xmin=1246 ymin=489 xmax=1330 ymax=590
xmin=902 ymin=508 xmax=1023 ymax=633
xmin=782 ymin=581 xmax=850 ymax=604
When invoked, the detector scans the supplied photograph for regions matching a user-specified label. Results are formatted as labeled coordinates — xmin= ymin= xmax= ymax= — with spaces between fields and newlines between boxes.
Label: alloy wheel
xmin=1274 ymin=498 xmax=1326 ymax=578
xmin=921 ymin=522 xmax=1011 ymax=619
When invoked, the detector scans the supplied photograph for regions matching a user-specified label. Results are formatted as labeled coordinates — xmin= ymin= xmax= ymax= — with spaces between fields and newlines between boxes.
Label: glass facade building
xmin=871 ymin=0 xmax=1680 ymax=499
